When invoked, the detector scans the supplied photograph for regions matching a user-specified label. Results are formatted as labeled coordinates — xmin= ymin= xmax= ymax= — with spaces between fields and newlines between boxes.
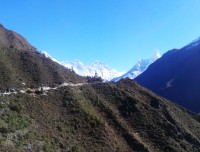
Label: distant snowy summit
xmin=62 ymin=60 xmax=125 ymax=81
xmin=112 ymin=50 xmax=161 ymax=82
xmin=40 ymin=51 xmax=124 ymax=81
xmin=41 ymin=50 xmax=161 ymax=81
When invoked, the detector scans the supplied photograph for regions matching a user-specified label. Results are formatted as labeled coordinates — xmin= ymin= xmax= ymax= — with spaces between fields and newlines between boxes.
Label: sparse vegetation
xmin=71 ymin=144 xmax=81 ymax=152
xmin=7 ymin=114 xmax=31 ymax=131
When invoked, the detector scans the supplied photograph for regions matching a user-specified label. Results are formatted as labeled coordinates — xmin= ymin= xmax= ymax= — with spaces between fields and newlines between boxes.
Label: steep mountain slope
xmin=0 ymin=79 xmax=199 ymax=152
xmin=63 ymin=60 xmax=124 ymax=81
xmin=0 ymin=24 xmax=200 ymax=152
xmin=113 ymin=51 xmax=161 ymax=82
xmin=135 ymin=37 xmax=200 ymax=113
xmin=0 ymin=25 xmax=85 ymax=89
xmin=0 ymin=24 xmax=36 ymax=51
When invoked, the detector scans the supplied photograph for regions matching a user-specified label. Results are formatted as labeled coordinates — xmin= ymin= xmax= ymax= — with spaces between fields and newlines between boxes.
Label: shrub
xmin=6 ymin=115 xmax=31 ymax=132
xmin=0 ymin=103 xmax=6 ymax=109
xmin=0 ymin=127 xmax=10 ymax=134
xmin=44 ymin=143 xmax=54 ymax=152
xmin=9 ymin=103 xmax=22 ymax=112
xmin=71 ymin=145 xmax=81 ymax=152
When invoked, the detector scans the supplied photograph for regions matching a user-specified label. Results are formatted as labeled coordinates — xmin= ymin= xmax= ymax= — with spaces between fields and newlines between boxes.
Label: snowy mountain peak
xmin=41 ymin=50 xmax=160 ymax=82
xmin=112 ymin=50 xmax=161 ymax=82
xmin=40 ymin=51 xmax=124 ymax=81
xmin=62 ymin=60 xmax=125 ymax=81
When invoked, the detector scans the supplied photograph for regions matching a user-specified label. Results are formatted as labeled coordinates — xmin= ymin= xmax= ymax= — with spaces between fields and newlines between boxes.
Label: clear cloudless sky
xmin=1 ymin=0 xmax=200 ymax=71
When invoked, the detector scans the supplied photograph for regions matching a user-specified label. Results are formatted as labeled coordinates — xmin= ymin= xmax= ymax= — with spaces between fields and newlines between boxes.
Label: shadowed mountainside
xmin=135 ymin=38 xmax=200 ymax=113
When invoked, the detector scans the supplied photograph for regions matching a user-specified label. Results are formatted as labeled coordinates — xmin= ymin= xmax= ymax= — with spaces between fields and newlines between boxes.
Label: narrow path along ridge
xmin=0 ymin=82 xmax=87 ymax=96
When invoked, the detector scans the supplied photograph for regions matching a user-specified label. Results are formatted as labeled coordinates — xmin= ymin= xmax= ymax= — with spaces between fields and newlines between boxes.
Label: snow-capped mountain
xmin=62 ymin=60 xmax=125 ymax=81
xmin=112 ymin=50 xmax=161 ymax=82
xmin=41 ymin=50 xmax=160 ymax=82
xmin=40 ymin=51 xmax=124 ymax=81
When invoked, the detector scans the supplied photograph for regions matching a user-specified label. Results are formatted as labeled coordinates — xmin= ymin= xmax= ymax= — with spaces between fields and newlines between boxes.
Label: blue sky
xmin=1 ymin=0 xmax=200 ymax=71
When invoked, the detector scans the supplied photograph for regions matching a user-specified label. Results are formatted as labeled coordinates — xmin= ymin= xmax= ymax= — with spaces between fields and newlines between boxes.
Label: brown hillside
xmin=0 ymin=24 xmax=36 ymax=51
xmin=0 ymin=24 xmax=86 ymax=89
xmin=0 ymin=79 xmax=199 ymax=152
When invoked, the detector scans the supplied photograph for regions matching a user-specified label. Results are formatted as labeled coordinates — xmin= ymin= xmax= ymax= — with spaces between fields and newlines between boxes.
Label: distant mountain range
xmin=135 ymin=37 xmax=200 ymax=113
xmin=113 ymin=51 xmax=161 ymax=81
xmin=58 ymin=51 xmax=161 ymax=81
xmin=41 ymin=51 xmax=124 ymax=81
xmin=62 ymin=60 xmax=125 ymax=81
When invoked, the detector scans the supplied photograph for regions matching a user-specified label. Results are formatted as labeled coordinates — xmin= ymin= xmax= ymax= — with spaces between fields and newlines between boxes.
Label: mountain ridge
xmin=63 ymin=60 xmax=125 ymax=81
xmin=0 ymin=24 xmax=36 ymax=51
xmin=135 ymin=37 xmax=200 ymax=113
xmin=0 ymin=25 xmax=86 ymax=89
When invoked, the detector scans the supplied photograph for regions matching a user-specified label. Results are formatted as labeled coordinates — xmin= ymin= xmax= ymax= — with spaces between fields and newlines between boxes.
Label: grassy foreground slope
xmin=0 ymin=79 xmax=199 ymax=152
